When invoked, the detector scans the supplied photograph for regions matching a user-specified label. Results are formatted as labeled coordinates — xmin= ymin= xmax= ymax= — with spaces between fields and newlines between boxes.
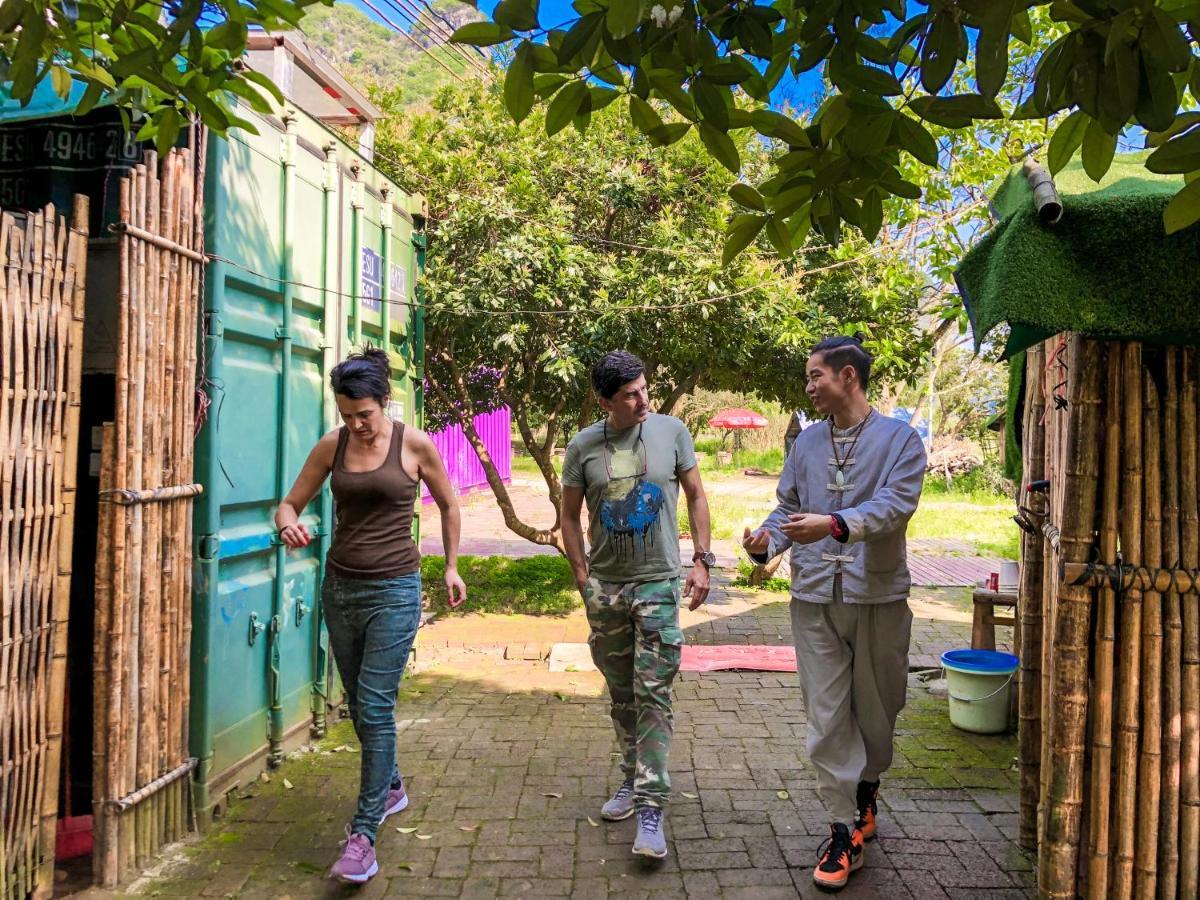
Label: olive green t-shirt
xmin=562 ymin=413 xmax=697 ymax=584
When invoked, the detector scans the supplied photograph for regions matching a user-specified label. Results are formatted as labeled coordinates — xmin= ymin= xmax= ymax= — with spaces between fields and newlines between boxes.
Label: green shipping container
xmin=191 ymin=102 xmax=425 ymax=823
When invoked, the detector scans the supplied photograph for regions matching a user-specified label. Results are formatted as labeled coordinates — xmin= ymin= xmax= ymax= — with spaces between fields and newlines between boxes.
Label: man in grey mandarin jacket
xmin=744 ymin=336 xmax=926 ymax=892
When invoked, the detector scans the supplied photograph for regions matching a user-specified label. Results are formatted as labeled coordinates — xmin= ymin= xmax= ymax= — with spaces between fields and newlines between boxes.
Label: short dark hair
xmin=330 ymin=346 xmax=391 ymax=404
xmin=591 ymin=350 xmax=645 ymax=400
xmin=811 ymin=335 xmax=872 ymax=390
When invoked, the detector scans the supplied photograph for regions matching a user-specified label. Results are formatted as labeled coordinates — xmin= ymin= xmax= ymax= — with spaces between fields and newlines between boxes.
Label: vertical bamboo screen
xmin=92 ymin=147 xmax=204 ymax=887
xmin=1018 ymin=336 xmax=1200 ymax=898
xmin=0 ymin=198 xmax=89 ymax=900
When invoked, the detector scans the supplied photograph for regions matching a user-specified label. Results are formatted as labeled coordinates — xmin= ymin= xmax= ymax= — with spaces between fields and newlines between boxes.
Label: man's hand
xmin=444 ymin=567 xmax=467 ymax=608
xmin=742 ymin=526 xmax=770 ymax=556
xmin=781 ymin=513 xmax=833 ymax=545
xmin=683 ymin=564 xmax=710 ymax=611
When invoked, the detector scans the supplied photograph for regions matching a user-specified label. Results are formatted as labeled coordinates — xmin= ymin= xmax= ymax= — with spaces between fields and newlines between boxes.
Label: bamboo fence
xmin=92 ymin=147 xmax=203 ymax=887
xmin=1019 ymin=337 xmax=1200 ymax=898
xmin=0 ymin=198 xmax=88 ymax=900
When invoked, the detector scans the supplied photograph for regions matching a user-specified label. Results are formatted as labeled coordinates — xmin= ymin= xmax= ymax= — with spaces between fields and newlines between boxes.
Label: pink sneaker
xmin=330 ymin=832 xmax=378 ymax=884
xmin=380 ymin=780 xmax=409 ymax=824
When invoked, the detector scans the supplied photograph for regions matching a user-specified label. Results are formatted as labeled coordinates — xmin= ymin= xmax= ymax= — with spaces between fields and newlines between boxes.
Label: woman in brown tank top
xmin=274 ymin=348 xmax=465 ymax=885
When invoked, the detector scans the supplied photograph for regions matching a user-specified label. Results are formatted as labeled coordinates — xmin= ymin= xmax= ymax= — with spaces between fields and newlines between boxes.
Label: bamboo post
xmin=1019 ymin=341 xmax=1047 ymax=850
xmin=1134 ymin=355 xmax=1164 ymax=899
xmin=1160 ymin=347 xmax=1183 ymax=899
xmin=1040 ymin=335 xmax=1102 ymax=899
xmin=1181 ymin=348 xmax=1200 ymax=898
xmin=0 ymin=212 xmax=12 ymax=899
xmin=1112 ymin=341 xmax=1145 ymax=897
xmin=1086 ymin=343 xmax=1122 ymax=897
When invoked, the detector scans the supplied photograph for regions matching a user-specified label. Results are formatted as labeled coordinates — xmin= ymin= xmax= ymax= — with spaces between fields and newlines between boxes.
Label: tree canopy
xmin=0 ymin=0 xmax=328 ymax=146
xmin=452 ymin=0 xmax=1200 ymax=249
xmin=372 ymin=81 xmax=928 ymax=549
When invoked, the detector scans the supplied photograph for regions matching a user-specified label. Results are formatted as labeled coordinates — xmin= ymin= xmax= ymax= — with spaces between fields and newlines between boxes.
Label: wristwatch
xmin=693 ymin=550 xmax=717 ymax=569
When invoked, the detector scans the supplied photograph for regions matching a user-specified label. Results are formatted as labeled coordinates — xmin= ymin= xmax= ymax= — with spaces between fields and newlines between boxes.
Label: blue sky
xmin=345 ymin=0 xmax=829 ymax=113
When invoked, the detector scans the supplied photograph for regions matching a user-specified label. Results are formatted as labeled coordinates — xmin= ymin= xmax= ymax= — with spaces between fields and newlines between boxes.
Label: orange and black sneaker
xmin=855 ymin=779 xmax=880 ymax=841
xmin=812 ymin=823 xmax=864 ymax=891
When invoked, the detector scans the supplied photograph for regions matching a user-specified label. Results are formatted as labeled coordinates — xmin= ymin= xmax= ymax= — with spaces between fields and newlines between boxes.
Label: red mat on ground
xmin=681 ymin=644 xmax=797 ymax=673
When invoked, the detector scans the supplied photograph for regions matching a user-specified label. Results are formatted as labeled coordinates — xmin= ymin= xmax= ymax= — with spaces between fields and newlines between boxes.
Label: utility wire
xmin=412 ymin=0 xmax=491 ymax=61
xmin=383 ymin=0 xmax=492 ymax=78
xmin=358 ymin=0 xmax=470 ymax=83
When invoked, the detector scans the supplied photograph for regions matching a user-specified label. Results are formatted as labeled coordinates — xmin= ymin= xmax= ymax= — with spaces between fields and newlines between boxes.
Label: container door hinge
xmin=275 ymin=326 xmax=290 ymax=341
xmin=197 ymin=533 xmax=220 ymax=560
xmin=205 ymin=312 xmax=224 ymax=338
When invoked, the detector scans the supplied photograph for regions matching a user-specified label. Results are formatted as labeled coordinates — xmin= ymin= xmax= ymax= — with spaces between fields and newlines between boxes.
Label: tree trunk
xmin=658 ymin=369 xmax=700 ymax=417
xmin=427 ymin=369 xmax=565 ymax=553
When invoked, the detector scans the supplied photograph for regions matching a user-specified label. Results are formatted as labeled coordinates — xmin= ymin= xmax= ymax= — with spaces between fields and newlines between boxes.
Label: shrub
xmin=420 ymin=554 xmax=581 ymax=616
xmin=730 ymin=559 xmax=791 ymax=593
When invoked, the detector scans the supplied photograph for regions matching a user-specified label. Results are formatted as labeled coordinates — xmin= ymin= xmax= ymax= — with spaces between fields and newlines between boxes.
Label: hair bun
xmin=357 ymin=345 xmax=391 ymax=373
xmin=850 ymin=331 xmax=867 ymax=344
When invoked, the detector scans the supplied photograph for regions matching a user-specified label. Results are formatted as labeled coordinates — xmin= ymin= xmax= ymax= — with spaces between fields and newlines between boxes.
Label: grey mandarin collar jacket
xmin=751 ymin=412 xmax=927 ymax=605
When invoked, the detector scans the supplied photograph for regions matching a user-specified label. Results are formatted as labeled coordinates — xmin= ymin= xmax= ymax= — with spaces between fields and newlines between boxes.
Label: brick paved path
xmin=118 ymin=663 xmax=1031 ymax=899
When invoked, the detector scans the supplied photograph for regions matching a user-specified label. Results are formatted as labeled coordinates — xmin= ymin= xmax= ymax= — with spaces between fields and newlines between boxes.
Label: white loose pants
xmin=790 ymin=580 xmax=913 ymax=827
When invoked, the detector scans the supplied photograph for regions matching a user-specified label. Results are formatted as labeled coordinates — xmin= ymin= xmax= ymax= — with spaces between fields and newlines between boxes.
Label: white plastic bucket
xmin=941 ymin=649 xmax=1019 ymax=734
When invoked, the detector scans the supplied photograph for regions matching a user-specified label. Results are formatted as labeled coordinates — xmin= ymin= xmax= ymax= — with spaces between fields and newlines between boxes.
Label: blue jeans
xmin=322 ymin=569 xmax=421 ymax=841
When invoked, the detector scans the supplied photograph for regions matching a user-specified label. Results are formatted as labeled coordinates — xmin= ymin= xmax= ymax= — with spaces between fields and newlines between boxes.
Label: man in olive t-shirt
xmin=562 ymin=351 xmax=713 ymax=861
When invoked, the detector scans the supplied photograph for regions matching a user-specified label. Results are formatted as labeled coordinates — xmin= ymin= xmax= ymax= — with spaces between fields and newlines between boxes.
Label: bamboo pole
xmin=0 ymin=213 xmax=14 ymax=899
xmin=1181 ymin=348 xmax=1200 ymax=898
xmin=102 ymin=175 xmax=132 ymax=889
xmin=1085 ymin=343 xmax=1122 ymax=898
xmin=1019 ymin=341 xmax=1047 ymax=850
xmin=34 ymin=197 xmax=87 ymax=899
xmin=1134 ymin=355 xmax=1164 ymax=899
xmin=1159 ymin=347 xmax=1183 ymax=899
xmin=1041 ymin=335 xmax=1102 ymax=900
xmin=1112 ymin=341 xmax=1145 ymax=898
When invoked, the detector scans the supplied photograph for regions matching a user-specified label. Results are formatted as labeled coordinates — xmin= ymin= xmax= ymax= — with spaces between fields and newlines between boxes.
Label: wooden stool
xmin=972 ymin=589 xmax=1018 ymax=650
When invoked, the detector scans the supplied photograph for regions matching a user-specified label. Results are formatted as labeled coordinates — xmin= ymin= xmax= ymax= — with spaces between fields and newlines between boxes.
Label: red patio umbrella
xmin=709 ymin=408 xmax=769 ymax=429
xmin=708 ymin=408 xmax=769 ymax=452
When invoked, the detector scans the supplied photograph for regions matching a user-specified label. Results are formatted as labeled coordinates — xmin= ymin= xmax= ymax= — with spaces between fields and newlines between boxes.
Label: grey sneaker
xmin=633 ymin=806 xmax=668 ymax=859
xmin=601 ymin=778 xmax=636 ymax=821
xmin=380 ymin=778 xmax=409 ymax=824
xmin=330 ymin=831 xmax=378 ymax=884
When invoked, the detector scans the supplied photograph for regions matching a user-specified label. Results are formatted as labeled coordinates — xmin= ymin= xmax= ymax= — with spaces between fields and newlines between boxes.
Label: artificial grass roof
xmin=955 ymin=152 xmax=1200 ymax=360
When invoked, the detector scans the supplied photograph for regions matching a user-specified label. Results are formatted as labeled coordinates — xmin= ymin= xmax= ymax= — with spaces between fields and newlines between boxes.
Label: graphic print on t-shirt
xmin=599 ymin=446 xmax=664 ymax=561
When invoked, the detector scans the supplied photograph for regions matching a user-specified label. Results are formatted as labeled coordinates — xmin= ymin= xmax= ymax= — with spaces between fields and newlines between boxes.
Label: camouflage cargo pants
xmin=583 ymin=577 xmax=683 ymax=809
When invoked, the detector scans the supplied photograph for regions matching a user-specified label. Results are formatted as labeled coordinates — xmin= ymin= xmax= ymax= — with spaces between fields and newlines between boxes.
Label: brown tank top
xmin=326 ymin=421 xmax=420 ymax=579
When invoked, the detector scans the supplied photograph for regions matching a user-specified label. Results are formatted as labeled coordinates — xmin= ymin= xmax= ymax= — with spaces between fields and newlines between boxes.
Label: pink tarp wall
xmin=422 ymin=406 xmax=512 ymax=503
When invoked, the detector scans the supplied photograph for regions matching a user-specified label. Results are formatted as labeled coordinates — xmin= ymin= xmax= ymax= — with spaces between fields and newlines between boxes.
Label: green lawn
xmin=908 ymin=493 xmax=1019 ymax=559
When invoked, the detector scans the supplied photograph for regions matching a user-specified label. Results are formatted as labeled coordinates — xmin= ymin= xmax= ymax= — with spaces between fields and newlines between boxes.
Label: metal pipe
xmin=268 ymin=114 xmax=298 ymax=767
xmin=381 ymin=189 xmax=392 ymax=368
xmin=189 ymin=137 xmax=226 ymax=824
xmin=312 ymin=144 xmax=339 ymax=738
xmin=351 ymin=175 xmax=365 ymax=349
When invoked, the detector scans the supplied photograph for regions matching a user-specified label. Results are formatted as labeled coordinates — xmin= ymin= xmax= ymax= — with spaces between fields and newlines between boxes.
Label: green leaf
xmin=729 ymin=183 xmax=766 ymax=212
xmin=450 ymin=22 xmax=516 ymax=46
xmin=206 ymin=19 xmax=248 ymax=52
xmin=1143 ymin=7 xmax=1192 ymax=72
xmin=494 ymin=0 xmax=540 ymax=32
xmin=1011 ymin=8 xmax=1032 ymax=44
xmin=765 ymin=216 xmax=793 ymax=257
xmin=535 ymin=74 xmax=569 ymax=99
xmin=588 ymin=86 xmax=620 ymax=110
xmin=505 ymin=43 xmax=536 ymax=123
xmin=1147 ymin=112 xmax=1200 ymax=148
xmin=893 ymin=115 xmax=938 ymax=166
xmin=74 ymin=81 xmax=106 ymax=117
xmin=1136 ymin=55 xmax=1180 ymax=133
xmin=606 ymin=0 xmax=643 ymax=40
xmin=750 ymin=110 xmax=811 ymax=147
xmin=908 ymin=94 xmax=1003 ymax=128
xmin=1047 ymin=109 xmax=1087 ymax=175
xmin=722 ymin=213 xmax=766 ymax=264
xmin=241 ymin=68 xmax=285 ymax=105
xmin=647 ymin=69 xmax=698 ymax=121
xmin=773 ymin=184 xmax=813 ymax=218
xmin=830 ymin=60 xmax=904 ymax=96
xmin=974 ymin=4 xmax=1012 ymax=99
xmin=558 ymin=13 xmax=603 ymax=65
xmin=692 ymin=78 xmax=730 ymax=129
xmin=861 ymin=189 xmax=884 ymax=242
xmin=1164 ymin=178 xmax=1200 ymax=234
xmin=1146 ymin=123 xmax=1200 ymax=174
xmin=921 ymin=13 xmax=962 ymax=94
xmin=794 ymin=31 xmax=835 ymax=73
xmin=704 ymin=61 xmax=752 ymax=86
xmin=818 ymin=95 xmax=852 ymax=143
xmin=648 ymin=122 xmax=691 ymax=147
xmin=49 ymin=65 xmax=72 ymax=100
xmin=1081 ymin=117 xmax=1116 ymax=182
xmin=629 ymin=95 xmax=664 ymax=135
xmin=700 ymin=123 xmax=740 ymax=173
xmin=546 ymin=81 xmax=587 ymax=136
